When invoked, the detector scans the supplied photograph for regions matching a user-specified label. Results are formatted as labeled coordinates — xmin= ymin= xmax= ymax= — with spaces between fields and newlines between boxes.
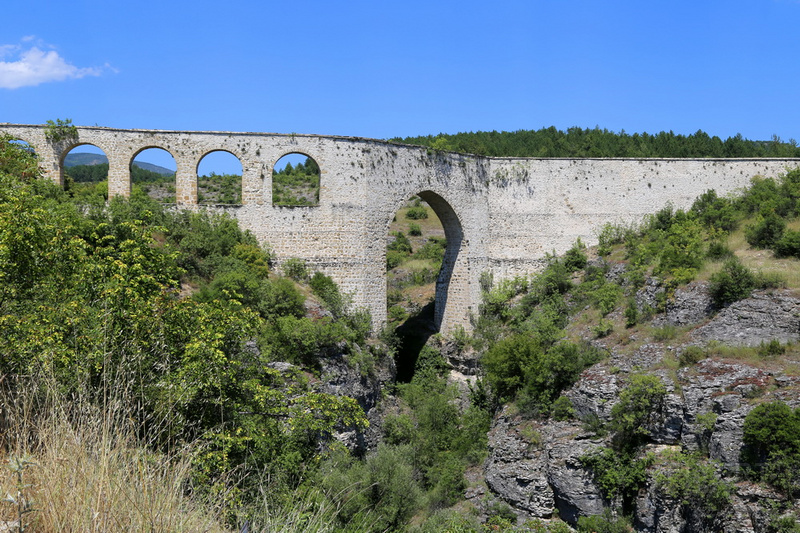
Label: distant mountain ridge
xmin=64 ymin=152 xmax=175 ymax=176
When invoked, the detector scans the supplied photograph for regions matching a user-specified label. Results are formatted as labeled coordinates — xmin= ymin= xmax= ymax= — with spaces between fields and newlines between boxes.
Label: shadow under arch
xmin=391 ymin=190 xmax=464 ymax=382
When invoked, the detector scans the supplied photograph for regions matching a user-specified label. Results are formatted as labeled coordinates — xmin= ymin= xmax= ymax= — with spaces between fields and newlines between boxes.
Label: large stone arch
xmin=384 ymin=189 xmax=469 ymax=333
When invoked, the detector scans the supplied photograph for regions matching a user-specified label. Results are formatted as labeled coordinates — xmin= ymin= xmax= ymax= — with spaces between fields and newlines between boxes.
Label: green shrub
xmin=759 ymin=339 xmax=786 ymax=357
xmin=774 ymin=229 xmax=800 ymax=258
xmin=405 ymin=205 xmax=429 ymax=220
xmin=408 ymin=222 xmax=422 ymax=236
xmin=610 ymin=374 xmax=666 ymax=451
xmin=310 ymin=271 xmax=346 ymax=317
xmin=594 ymin=282 xmax=623 ymax=317
xmin=739 ymin=176 xmax=785 ymax=215
xmin=483 ymin=335 xmax=602 ymax=411
xmin=563 ymin=238 xmax=588 ymax=272
xmin=678 ymin=345 xmax=705 ymax=366
xmin=624 ymin=300 xmax=639 ymax=328
xmin=593 ymin=318 xmax=614 ymax=338
xmin=388 ymin=231 xmax=412 ymax=254
xmin=416 ymin=237 xmax=446 ymax=264
xmin=707 ymin=239 xmax=734 ymax=260
xmin=655 ymin=450 xmax=733 ymax=525
xmin=745 ymin=210 xmax=786 ymax=249
xmin=551 ymin=395 xmax=575 ymax=421
xmin=742 ymin=401 xmax=800 ymax=497
xmin=597 ymin=223 xmax=628 ymax=256
xmin=581 ymin=447 xmax=653 ymax=514
xmin=691 ymin=189 xmax=739 ymax=232
xmin=387 ymin=250 xmax=406 ymax=270
xmin=709 ymin=257 xmax=755 ymax=307
xmin=576 ymin=509 xmax=632 ymax=533
xmin=282 ymin=257 xmax=308 ymax=281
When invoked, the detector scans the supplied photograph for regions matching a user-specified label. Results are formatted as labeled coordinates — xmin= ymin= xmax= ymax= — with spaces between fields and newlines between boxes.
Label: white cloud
xmin=0 ymin=42 xmax=103 ymax=89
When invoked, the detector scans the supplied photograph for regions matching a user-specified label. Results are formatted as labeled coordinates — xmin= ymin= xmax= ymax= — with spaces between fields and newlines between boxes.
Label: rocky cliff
xmin=480 ymin=282 xmax=800 ymax=531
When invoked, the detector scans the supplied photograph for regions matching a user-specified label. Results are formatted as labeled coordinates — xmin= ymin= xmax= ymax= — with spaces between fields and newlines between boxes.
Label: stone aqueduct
xmin=2 ymin=124 xmax=799 ymax=334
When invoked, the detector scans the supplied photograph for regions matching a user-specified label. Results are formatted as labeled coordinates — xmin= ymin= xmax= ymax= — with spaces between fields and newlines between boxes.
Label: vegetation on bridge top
xmin=391 ymin=126 xmax=800 ymax=158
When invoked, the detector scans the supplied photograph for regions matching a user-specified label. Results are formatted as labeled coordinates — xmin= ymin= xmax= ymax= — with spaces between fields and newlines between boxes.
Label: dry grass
xmin=0 ymin=382 xmax=229 ymax=533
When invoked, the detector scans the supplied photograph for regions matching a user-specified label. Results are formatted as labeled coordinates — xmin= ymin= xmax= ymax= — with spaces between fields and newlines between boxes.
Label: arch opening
xmin=387 ymin=191 xmax=463 ymax=382
xmin=63 ymin=144 xmax=108 ymax=198
xmin=132 ymin=147 xmax=177 ymax=203
xmin=272 ymin=153 xmax=320 ymax=206
xmin=198 ymin=150 xmax=243 ymax=205
xmin=3 ymin=138 xmax=38 ymax=181
xmin=8 ymin=138 xmax=36 ymax=154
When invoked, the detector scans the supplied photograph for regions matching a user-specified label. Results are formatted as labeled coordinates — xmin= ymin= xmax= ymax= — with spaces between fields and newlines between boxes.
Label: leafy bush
xmin=310 ymin=271 xmax=346 ymax=317
xmin=282 ymin=258 xmax=309 ymax=281
xmin=609 ymin=374 xmax=666 ymax=451
xmin=576 ymin=509 xmax=632 ymax=533
xmin=563 ymin=238 xmax=588 ymax=272
xmin=678 ymin=345 xmax=705 ymax=366
xmin=482 ymin=335 xmax=602 ymax=411
xmin=415 ymin=237 xmax=446 ymax=264
xmin=691 ymin=189 xmax=739 ymax=232
xmin=745 ymin=210 xmax=786 ymax=249
xmin=388 ymin=231 xmax=412 ymax=254
xmin=774 ymin=229 xmax=800 ymax=258
xmin=742 ymin=401 xmax=800 ymax=497
xmin=709 ymin=257 xmax=755 ymax=307
xmin=581 ymin=446 xmax=653 ymax=514
xmin=408 ymin=223 xmax=422 ymax=236
xmin=653 ymin=451 xmax=733 ymax=526
xmin=405 ymin=205 xmax=429 ymax=220
xmin=551 ymin=395 xmax=575 ymax=421
xmin=592 ymin=318 xmax=614 ymax=338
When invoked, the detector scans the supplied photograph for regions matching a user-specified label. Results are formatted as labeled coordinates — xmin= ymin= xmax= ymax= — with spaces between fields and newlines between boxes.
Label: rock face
xmin=318 ymin=347 xmax=396 ymax=453
xmin=692 ymin=291 xmax=800 ymax=346
xmin=483 ymin=292 xmax=800 ymax=532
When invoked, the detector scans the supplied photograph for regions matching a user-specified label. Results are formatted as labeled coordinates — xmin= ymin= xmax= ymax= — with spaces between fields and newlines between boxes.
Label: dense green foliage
xmin=742 ymin=401 xmax=800 ymax=498
xmin=312 ymin=346 xmax=491 ymax=532
xmin=391 ymin=127 xmax=800 ymax=158
xmin=0 ymin=136 xmax=373 ymax=525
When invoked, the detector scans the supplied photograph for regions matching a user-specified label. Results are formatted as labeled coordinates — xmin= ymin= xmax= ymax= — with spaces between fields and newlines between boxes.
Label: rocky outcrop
xmin=484 ymin=333 xmax=800 ymax=531
xmin=692 ymin=291 xmax=800 ymax=347
xmin=652 ymin=282 xmax=716 ymax=327
xmin=484 ymin=409 xmax=606 ymax=522
xmin=318 ymin=347 xmax=396 ymax=453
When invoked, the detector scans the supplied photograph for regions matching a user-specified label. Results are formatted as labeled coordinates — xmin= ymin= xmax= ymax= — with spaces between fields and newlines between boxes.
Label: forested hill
xmin=64 ymin=152 xmax=174 ymax=175
xmin=390 ymin=127 xmax=800 ymax=158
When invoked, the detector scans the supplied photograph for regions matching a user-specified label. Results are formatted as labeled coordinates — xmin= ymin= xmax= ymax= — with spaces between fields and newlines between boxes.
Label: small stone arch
xmin=196 ymin=149 xmax=243 ymax=205
xmin=271 ymin=152 xmax=321 ymax=206
xmin=130 ymin=146 xmax=178 ymax=203
xmin=6 ymin=136 xmax=38 ymax=154
xmin=60 ymin=143 xmax=110 ymax=190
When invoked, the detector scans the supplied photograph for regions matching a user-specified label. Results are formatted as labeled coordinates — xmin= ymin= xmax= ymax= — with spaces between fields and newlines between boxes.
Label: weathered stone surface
xmin=485 ymin=410 xmax=556 ymax=517
xmin=546 ymin=427 xmax=606 ymax=523
xmin=652 ymin=282 xmax=715 ymax=327
xmin=318 ymin=349 xmax=395 ymax=453
xmin=692 ymin=292 xmax=800 ymax=346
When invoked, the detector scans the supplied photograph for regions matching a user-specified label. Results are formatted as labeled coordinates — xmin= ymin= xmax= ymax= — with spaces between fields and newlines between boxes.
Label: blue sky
xmin=2 ymin=0 xmax=800 ymax=172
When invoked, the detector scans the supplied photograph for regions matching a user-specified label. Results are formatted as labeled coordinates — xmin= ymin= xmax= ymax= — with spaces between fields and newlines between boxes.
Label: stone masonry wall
xmin=1 ymin=124 xmax=798 ymax=334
